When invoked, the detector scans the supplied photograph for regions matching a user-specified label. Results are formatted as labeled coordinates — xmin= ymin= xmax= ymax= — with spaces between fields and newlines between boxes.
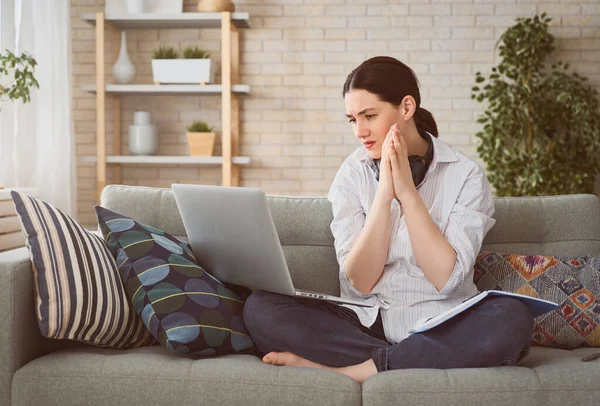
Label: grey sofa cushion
xmin=11 ymin=345 xmax=361 ymax=406
xmin=483 ymin=194 xmax=600 ymax=256
xmin=12 ymin=345 xmax=600 ymax=406
xmin=362 ymin=346 xmax=600 ymax=406
xmin=101 ymin=186 xmax=600 ymax=297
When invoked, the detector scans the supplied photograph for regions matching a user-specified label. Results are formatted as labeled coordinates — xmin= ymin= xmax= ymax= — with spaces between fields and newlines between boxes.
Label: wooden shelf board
xmin=80 ymin=155 xmax=251 ymax=165
xmin=80 ymin=12 xmax=250 ymax=29
xmin=81 ymin=84 xmax=250 ymax=95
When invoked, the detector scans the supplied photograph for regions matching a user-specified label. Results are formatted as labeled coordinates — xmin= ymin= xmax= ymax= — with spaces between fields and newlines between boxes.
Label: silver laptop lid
xmin=171 ymin=183 xmax=296 ymax=296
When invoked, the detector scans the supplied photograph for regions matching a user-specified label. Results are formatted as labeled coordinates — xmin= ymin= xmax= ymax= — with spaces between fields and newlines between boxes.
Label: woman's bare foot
xmin=262 ymin=351 xmax=378 ymax=384
xmin=262 ymin=351 xmax=326 ymax=369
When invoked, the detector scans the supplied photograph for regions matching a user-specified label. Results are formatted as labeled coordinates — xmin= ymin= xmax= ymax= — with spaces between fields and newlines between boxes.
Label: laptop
xmin=171 ymin=183 xmax=376 ymax=308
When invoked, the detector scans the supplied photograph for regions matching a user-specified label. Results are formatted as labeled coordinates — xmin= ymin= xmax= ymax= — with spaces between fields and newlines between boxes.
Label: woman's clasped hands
xmin=378 ymin=123 xmax=417 ymax=203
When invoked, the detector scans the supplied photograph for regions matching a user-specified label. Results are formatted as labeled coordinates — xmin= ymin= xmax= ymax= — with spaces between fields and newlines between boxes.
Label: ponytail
xmin=414 ymin=107 xmax=438 ymax=138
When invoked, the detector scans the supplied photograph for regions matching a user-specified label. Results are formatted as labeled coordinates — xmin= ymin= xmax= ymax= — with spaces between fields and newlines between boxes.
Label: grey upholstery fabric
xmin=12 ymin=346 xmax=361 ymax=406
xmin=11 ymin=346 xmax=600 ymax=406
xmin=99 ymin=185 xmax=187 ymax=238
xmin=0 ymin=248 xmax=78 ymax=406
xmin=482 ymin=194 xmax=600 ymax=256
xmin=2 ymin=184 xmax=599 ymax=405
xmin=363 ymin=347 xmax=600 ymax=406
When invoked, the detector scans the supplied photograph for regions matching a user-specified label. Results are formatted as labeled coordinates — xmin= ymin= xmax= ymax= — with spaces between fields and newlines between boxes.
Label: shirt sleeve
xmin=327 ymin=162 xmax=373 ymax=299
xmin=437 ymin=164 xmax=496 ymax=296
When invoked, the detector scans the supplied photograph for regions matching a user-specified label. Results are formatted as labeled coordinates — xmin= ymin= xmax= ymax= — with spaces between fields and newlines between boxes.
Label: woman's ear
xmin=400 ymin=96 xmax=417 ymax=122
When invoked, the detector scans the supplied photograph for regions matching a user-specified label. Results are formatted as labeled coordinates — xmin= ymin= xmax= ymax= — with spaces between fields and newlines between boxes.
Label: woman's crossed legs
xmin=243 ymin=291 xmax=534 ymax=383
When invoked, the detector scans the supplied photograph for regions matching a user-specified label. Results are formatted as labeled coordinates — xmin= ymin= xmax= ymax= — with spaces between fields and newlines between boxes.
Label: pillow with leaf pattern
xmin=95 ymin=205 xmax=255 ymax=356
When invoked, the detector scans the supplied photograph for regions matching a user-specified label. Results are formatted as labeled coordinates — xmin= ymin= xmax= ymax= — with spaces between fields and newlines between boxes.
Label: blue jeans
xmin=243 ymin=291 xmax=534 ymax=372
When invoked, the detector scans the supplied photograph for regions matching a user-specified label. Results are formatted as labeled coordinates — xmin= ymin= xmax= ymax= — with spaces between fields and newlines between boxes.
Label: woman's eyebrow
xmin=345 ymin=108 xmax=376 ymax=119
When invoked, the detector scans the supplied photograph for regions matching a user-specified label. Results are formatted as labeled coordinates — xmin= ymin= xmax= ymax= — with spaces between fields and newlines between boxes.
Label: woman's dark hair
xmin=342 ymin=56 xmax=438 ymax=138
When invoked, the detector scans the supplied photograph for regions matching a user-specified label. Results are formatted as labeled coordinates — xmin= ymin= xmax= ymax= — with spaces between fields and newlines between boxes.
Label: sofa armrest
xmin=0 ymin=248 xmax=76 ymax=404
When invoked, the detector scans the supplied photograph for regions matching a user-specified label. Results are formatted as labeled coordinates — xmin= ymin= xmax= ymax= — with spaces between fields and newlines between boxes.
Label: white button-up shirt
xmin=327 ymin=131 xmax=496 ymax=343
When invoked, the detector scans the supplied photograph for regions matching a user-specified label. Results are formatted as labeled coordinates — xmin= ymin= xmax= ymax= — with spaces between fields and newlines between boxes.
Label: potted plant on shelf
xmin=151 ymin=46 xmax=179 ymax=85
xmin=151 ymin=45 xmax=213 ymax=85
xmin=186 ymin=120 xmax=216 ymax=156
xmin=182 ymin=46 xmax=213 ymax=84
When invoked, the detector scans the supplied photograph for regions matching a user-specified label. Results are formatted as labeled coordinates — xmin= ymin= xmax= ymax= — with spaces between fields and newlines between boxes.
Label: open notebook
xmin=408 ymin=290 xmax=559 ymax=335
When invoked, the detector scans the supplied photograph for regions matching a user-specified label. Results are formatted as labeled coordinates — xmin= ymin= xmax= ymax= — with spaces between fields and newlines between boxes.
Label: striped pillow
xmin=11 ymin=191 xmax=155 ymax=348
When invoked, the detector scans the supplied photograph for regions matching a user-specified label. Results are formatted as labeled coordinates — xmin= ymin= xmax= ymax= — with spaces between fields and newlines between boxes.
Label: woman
xmin=243 ymin=56 xmax=534 ymax=383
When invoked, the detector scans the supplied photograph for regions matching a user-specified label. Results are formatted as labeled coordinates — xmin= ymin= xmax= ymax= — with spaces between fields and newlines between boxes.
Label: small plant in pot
xmin=151 ymin=45 xmax=213 ymax=85
xmin=186 ymin=120 xmax=216 ymax=156
xmin=182 ymin=46 xmax=213 ymax=84
xmin=151 ymin=46 xmax=178 ymax=85
xmin=183 ymin=46 xmax=211 ymax=60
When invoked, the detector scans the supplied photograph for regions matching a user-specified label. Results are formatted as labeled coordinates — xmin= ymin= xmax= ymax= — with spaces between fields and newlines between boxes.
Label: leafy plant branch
xmin=0 ymin=50 xmax=39 ymax=105
xmin=472 ymin=13 xmax=600 ymax=196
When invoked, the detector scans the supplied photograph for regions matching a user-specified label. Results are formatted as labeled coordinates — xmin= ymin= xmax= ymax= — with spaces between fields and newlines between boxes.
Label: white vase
xmin=129 ymin=111 xmax=157 ymax=155
xmin=133 ymin=111 xmax=152 ymax=125
xmin=126 ymin=0 xmax=145 ymax=14
xmin=112 ymin=31 xmax=135 ymax=84
xmin=129 ymin=125 xmax=157 ymax=155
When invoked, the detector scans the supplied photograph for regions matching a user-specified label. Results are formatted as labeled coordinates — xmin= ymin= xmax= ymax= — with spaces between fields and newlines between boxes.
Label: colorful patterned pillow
xmin=95 ymin=205 xmax=255 ymax=356
xmin=475 ymin=251 xmax=600 ymax=349
xmin=11 ymin=191 xmax=155 ymax=348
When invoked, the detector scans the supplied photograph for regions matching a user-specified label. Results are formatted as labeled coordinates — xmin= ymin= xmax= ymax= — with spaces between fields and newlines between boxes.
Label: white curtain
xmin=0 ymin=0 xmax=77 ymax=216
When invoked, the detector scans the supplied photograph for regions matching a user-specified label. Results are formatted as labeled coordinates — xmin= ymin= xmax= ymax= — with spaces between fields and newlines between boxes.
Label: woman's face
xmin=344 ymin=89 xmax=413 ymax=160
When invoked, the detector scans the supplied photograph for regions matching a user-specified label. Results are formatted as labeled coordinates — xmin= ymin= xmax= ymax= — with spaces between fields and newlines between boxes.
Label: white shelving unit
xmin=81 ymin=84 xmax=250 ymax=95
xmin=80 ymin=12 xmax=250 ymax=29
xmin=81 ymin=12 xmax=250 ymax=204
xmin=79 ymin=155 xmax=251 ymax=165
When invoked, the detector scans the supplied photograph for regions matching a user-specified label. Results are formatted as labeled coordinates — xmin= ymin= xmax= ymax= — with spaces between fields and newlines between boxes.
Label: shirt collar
xmin=358 ymin=130 xmax=458 ymax=168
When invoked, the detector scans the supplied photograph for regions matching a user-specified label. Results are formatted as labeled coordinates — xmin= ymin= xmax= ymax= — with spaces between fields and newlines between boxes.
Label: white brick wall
xmin=72 ymin=0 xmax=600 ymax=226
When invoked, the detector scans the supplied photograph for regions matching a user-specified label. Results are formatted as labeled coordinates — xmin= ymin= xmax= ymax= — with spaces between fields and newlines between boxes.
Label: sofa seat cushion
xmin=362 ymin=346 xmax=600 ymax=406
xmin=11 ymin=346 xmax=361 ymax=406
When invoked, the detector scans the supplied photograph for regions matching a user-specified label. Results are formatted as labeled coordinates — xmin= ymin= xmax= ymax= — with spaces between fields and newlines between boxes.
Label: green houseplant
xmin=472 ymin=13 xmax=600 ymax=197
xmin=0 ymin=50 xmax=39 ymax=108
xmin=151 ymin=45 xmax=213 ymax=85
xmin=152 ymin=46 xmax=179 ymax=60
xmin=186 ymin=120 xmax=216 ymax=156
xmin=182 ymin=46 xmax=211 ymax=60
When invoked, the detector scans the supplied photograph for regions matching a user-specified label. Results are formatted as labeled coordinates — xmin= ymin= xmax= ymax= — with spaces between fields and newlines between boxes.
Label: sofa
xmin=1 ymin=184 xmax=599 ymax=406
